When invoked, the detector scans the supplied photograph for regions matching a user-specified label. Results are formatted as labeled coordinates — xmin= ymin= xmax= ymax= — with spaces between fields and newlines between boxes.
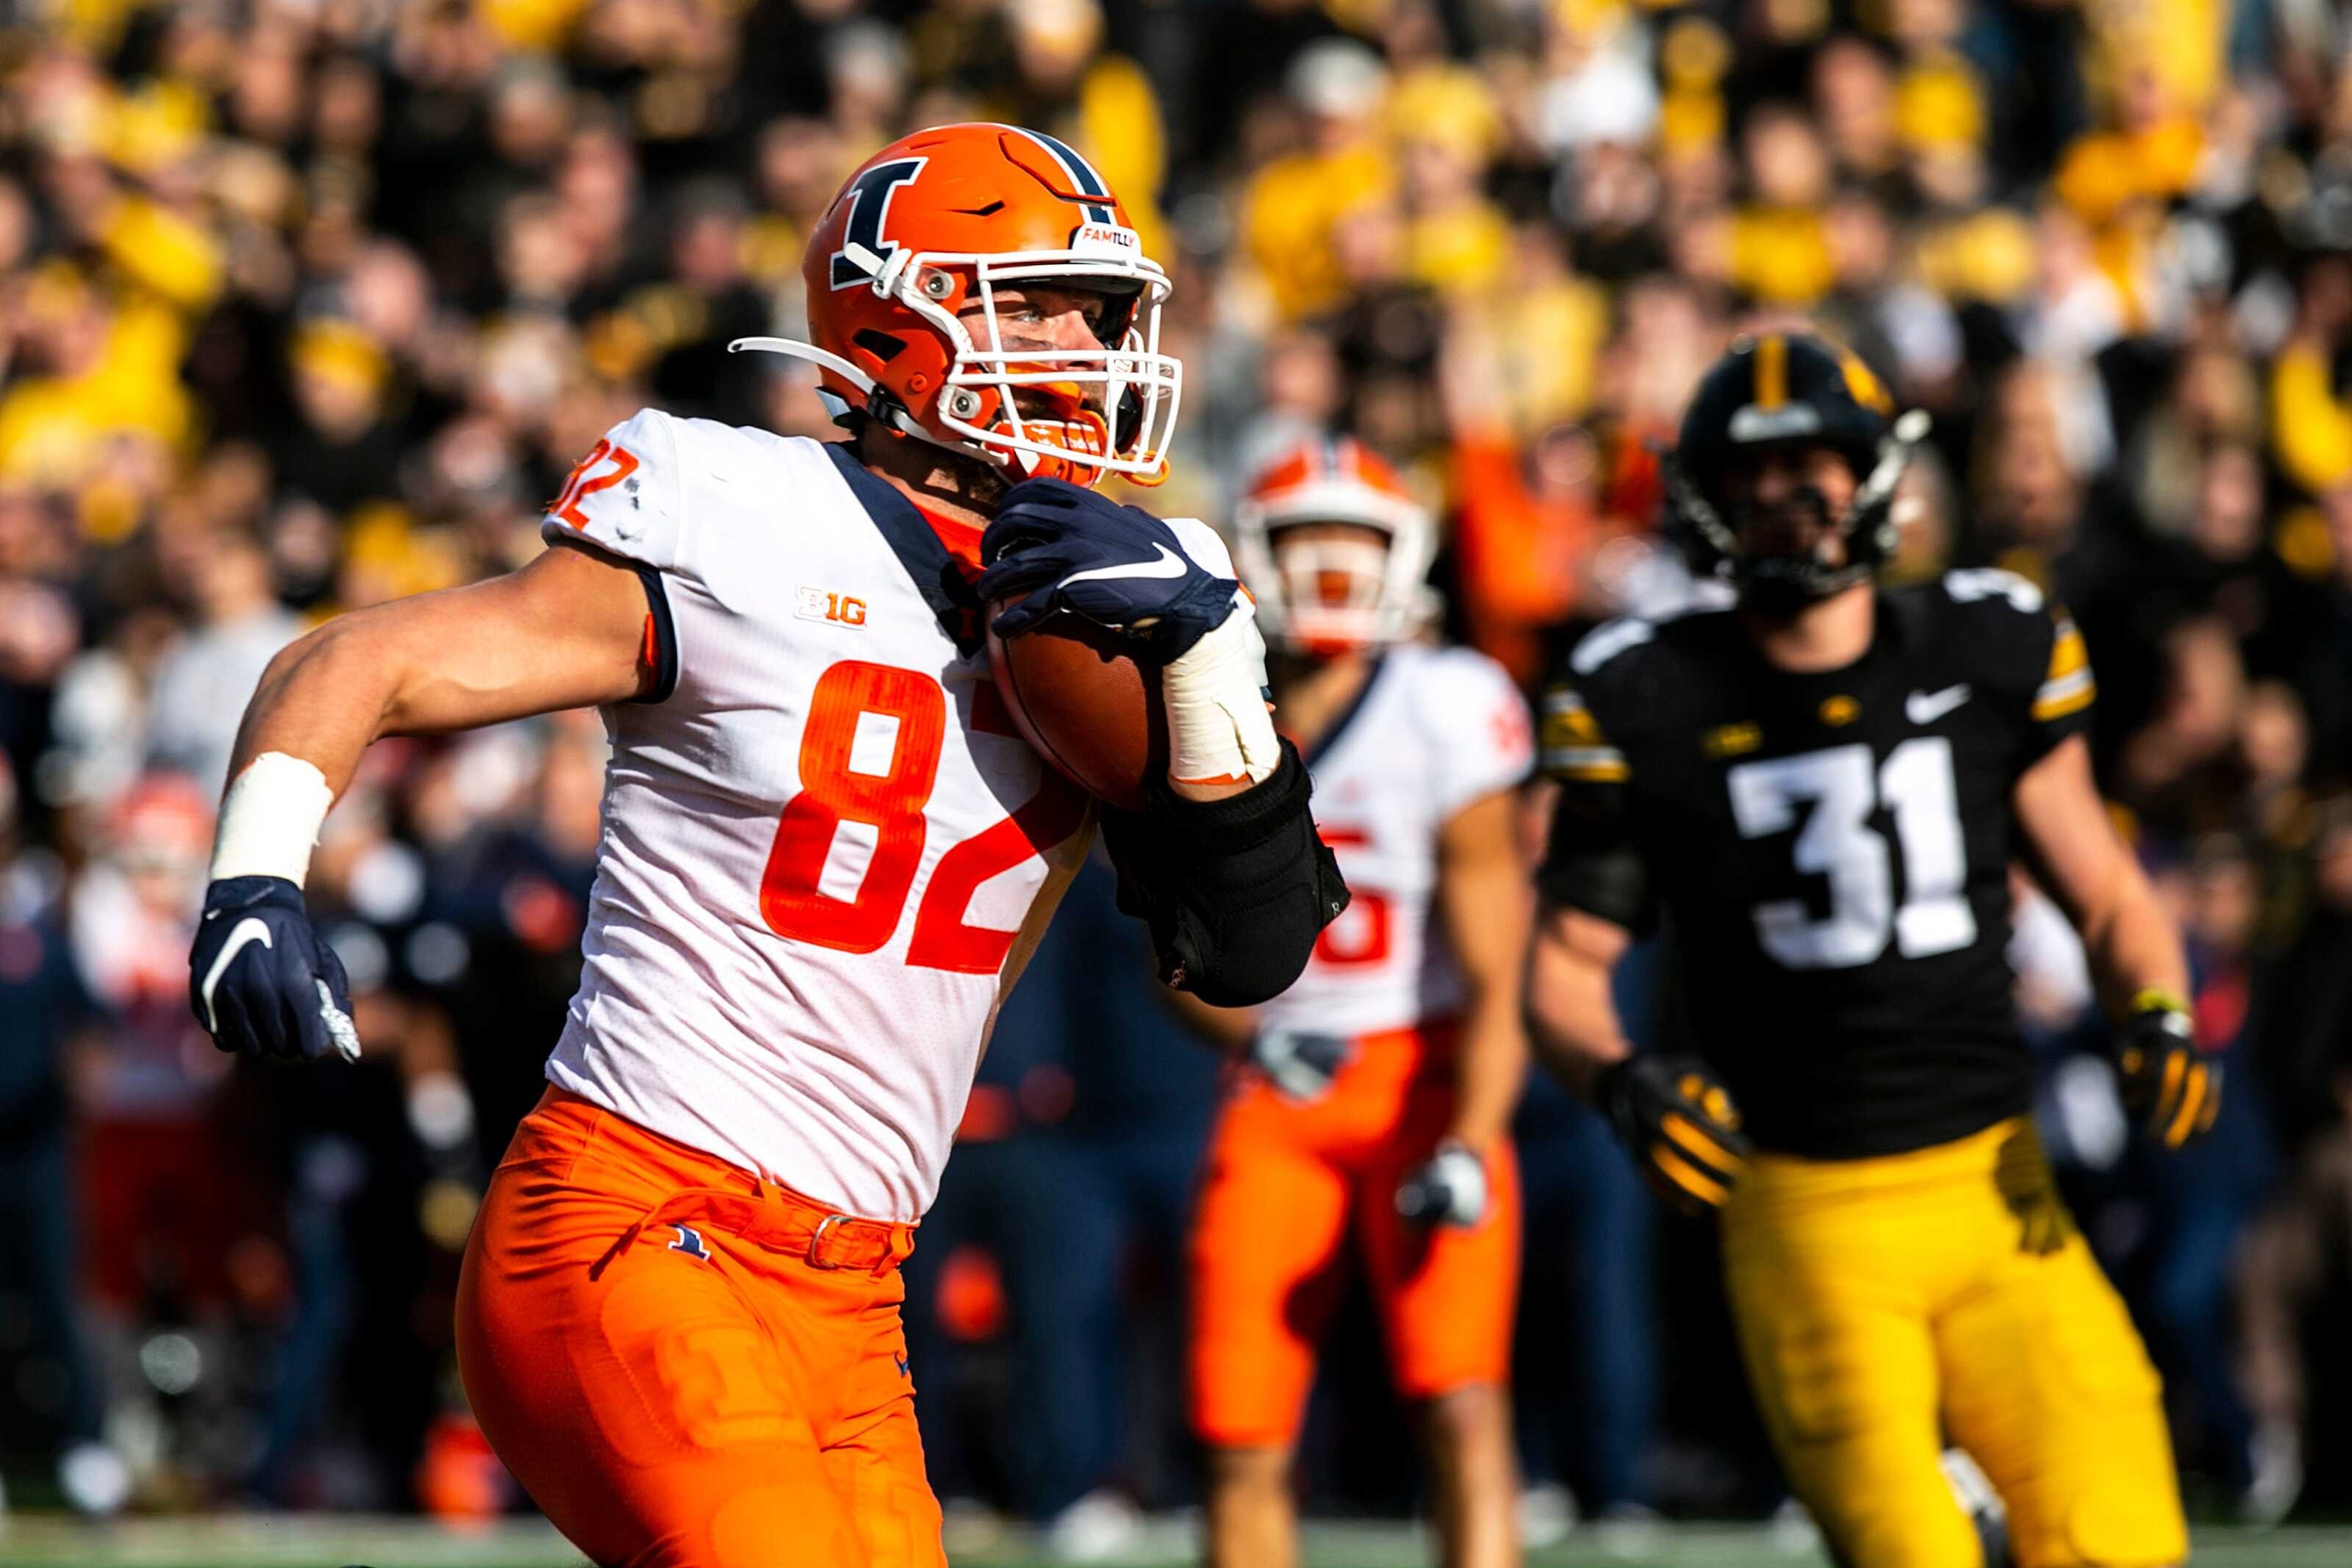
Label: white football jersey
xmin=1256 ymin=644 xmax=1532 ymax=1040
xmin=537 ymin=409 xmax=1234 ymax=1222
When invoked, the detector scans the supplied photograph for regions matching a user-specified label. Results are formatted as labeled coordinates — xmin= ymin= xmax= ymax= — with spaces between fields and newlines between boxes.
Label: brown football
xmin=986 ymin=610 xmax=1164 ymax=813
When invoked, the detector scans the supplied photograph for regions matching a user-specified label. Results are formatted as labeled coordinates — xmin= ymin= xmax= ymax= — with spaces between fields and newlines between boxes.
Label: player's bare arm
xmin=188 ymin=540 xmax=656 ymax=1063
xmin=1434 ymin=788 xmax=1530 ymax=1151
xmin=2011 ymin=733 xmax=2188 ymax=1010
xmin=229 ymin=539 xmax=653 ymax=799
xmin=2012 ymin=730 xmax=2215 ymax=1145
xmin=1527 ymin=900 xmax=1748 ymax=1209
xmin=1525 ymin=900 xmax=1632 ymax=1098
xmin=1388 ymin=787 xmax=1532 ymax=1231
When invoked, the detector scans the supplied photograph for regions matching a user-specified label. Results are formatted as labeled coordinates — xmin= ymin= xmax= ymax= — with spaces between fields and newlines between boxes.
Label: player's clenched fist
xmin=1598 ymin=1054 xmax=1750 ymax=1212
xmin=2114 ymin=990 xmax=2219 ymax=1149
xmin=189 ymin=875 xmax=360 ymax=1063
xmin=980 ymin=476 xmax=1284 ymax=796
xmin=977 ymin=478 xmax=1241 ymax=659
xmin=1395 ymin=1140 xmax=1489 ymax=1229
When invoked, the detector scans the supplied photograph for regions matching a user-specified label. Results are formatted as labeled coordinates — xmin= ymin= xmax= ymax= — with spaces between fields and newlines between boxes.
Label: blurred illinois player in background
xmin=1180 ymin=439 xmax=1532 ymax=1568
xmin=1527 ymin=332 xmax=2211 ymax=1567
xmin=186 ymin=123 xmax=1344 ymax=1568
xmin=0 ymin=758 xmax=122 ymax=1517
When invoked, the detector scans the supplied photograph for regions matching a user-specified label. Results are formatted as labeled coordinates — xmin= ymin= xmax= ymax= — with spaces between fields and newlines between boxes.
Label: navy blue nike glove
xmin=977 ymin=478 xmax=1240 ymax=663
xmin=188 ymin=876 xmax=361 ymax=1063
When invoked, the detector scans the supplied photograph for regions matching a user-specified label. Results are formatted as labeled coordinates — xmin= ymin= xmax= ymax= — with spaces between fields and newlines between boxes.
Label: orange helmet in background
xmin=107 ymin=772 xmax=215 ymax=866
xmin=734 ymin=123 xmax=1181 ymax=488
xmin=1233 ymin=436 xmax=1438 ymax=655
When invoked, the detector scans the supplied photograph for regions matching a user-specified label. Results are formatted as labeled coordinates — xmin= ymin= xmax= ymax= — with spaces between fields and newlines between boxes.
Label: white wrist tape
xmin=209 ymin=752 xmax=334 ymax=887
xmin=1161 ymin=603 xmax=1281 ymax=788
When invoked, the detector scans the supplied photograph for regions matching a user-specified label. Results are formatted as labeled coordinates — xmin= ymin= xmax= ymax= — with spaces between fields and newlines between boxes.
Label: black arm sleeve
xmin=1099 ymin=739 xmax=1349 ymax=1007
xmin=1535 ymin=778 xmax=1657 ymax=934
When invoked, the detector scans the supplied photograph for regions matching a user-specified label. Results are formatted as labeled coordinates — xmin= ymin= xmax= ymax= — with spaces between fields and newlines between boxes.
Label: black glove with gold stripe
xmin=2115 ymin=990 xmax=2220 ymax=1149
xmin=1596 ymin=1054 xmax=1750 ymax=1212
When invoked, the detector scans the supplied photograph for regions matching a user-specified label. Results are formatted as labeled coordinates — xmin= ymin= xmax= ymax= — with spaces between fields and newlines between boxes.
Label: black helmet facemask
xmin=1666 ymin=408 xmax=1932 ymax=614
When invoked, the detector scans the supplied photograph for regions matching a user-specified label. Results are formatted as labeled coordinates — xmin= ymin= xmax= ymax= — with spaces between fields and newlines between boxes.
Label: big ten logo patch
xmin=797 ymin=587 xmax=868 ymax=627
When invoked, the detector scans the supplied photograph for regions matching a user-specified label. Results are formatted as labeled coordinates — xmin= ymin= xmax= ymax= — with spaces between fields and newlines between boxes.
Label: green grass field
xmin=0 ymin=1517 xmax=2346 ymax=1568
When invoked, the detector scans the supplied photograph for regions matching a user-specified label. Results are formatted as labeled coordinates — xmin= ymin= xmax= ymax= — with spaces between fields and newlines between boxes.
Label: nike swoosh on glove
xmin=976 ymin=478 xmax=1241 ymax=663
xmin=189 ymin=875 xmax=360 ymax=1062
xmin=1249 ymin=1029 xmax=1352 ymax=1101
xmin=1396 ymin=1140 xmax=1489 ymax=1228
xmin=1598 ymin=1054 xmax=1750 ymax=1212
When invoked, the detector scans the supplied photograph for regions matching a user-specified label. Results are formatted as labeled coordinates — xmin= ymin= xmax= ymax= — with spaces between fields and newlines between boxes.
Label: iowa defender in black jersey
xmin=1528 ymin=334 xmax=2215 ymax=1568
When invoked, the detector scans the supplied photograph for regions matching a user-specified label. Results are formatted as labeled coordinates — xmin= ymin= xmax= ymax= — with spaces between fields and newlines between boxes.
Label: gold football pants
xmin=1721 ymin=1117 xmax=2186 ymax=1568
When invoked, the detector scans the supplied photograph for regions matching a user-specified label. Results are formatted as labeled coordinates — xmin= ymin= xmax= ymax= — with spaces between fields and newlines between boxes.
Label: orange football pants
xmin=455 ymin=1088 xmax=943 ymax=1568
xmin=1188 ymin=1023 xmax=1521 ymax=1447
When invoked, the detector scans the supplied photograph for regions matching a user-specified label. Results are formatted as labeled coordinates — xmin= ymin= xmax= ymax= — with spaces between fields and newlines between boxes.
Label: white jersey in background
xmin=1257 ymin=644 xmax=1532 ymax=1040
xmin=539 ymin=407 xmax=1136 ymax=1223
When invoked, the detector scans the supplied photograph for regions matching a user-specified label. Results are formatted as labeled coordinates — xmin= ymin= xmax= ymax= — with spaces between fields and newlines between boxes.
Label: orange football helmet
xmin=733 ymin=123 xmax=1180 ymax=488
xmin=1233 ymin=436 xmax=1437 ymax=654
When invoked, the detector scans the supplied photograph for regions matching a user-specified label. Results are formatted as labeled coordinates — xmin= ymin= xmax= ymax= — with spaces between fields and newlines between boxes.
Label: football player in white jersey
xmin=1181 ymin=437 xmax=1534 ymax=1568
xmin=186 ymin=124 xmax=1344 ymax=1568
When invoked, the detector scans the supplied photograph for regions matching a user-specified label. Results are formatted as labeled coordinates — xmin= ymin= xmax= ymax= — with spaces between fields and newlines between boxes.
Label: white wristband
xmin=1161 ymin=604 xmax=1281 ymax=788
xmin=209 ymin=752 xmax=334 ymax=888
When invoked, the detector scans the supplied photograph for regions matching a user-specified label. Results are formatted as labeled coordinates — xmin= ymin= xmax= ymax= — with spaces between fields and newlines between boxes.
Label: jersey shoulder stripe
xmin=1567 ymin=597 xmax=1729 ymax=678
xmin=821 ymin=442 xmax=980 ymax=650
xmin=1548 ymin=608 xmax=1723 ymax=782
xmin=1919 ymin=569 xmax=2096 ymax=727
xmin=1538 ymin=687 xmax=1628 ymax=782
xmin=1570 ymin=616 xmax=1656 ymax=677
xmin=1939 ymin=566 xmax=2046 ymax=614
xmin=2034 ymin=615 xmax=2095 ymax=720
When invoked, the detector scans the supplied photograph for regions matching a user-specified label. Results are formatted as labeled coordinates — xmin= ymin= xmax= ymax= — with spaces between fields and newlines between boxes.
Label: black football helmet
xmin=1663 ymin=331 xmax=1929 ymax=608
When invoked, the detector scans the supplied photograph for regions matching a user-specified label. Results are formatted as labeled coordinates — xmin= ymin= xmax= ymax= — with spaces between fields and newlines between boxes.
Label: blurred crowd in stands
xmin=0 ymin=0 xmax=2349 ymax=1549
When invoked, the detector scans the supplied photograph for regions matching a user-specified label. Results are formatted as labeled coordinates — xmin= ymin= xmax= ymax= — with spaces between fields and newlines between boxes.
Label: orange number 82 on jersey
xmin=760 ymin=660 xmax=1086 ymax=976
